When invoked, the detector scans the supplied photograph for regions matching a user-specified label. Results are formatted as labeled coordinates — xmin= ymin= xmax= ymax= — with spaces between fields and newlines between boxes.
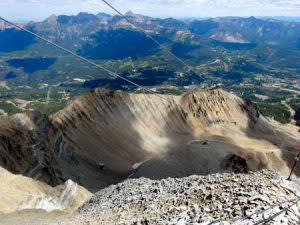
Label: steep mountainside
xmin=49 ymin=88 xmax=300 ymax=191
xmin=0 ymin=111 xmax=69 ymax=186
xmin=0 ymin=117 xmax=36 ymax=174
xmin=1 ymin=88 xmax=300 ymax=192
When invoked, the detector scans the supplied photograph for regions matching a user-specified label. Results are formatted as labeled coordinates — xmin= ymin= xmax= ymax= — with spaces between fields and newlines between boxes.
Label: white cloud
xmin=0 ymin=0 xmax=300 ymax=21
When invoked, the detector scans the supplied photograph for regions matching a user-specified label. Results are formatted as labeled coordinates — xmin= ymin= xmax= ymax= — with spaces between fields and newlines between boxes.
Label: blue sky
xmin=1 ymin=0 xmax=300 ymax=21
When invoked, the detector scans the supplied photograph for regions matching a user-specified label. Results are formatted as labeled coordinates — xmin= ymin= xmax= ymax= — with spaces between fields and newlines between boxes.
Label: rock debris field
xmin=53 ymin=170 xmax=300 ymax=225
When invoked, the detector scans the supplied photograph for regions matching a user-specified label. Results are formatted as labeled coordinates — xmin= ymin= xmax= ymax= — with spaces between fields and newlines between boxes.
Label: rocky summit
xmin=18 ymin=170 xmax=299 ymax=225
xmin=1 ymin=89 xmax=300 ymax=224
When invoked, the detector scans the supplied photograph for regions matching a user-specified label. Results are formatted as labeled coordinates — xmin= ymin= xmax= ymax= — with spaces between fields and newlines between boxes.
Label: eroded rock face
xmin=0 ymin=117 xmax=35 ymax=174
xmin=49 ymin=88 xmax=300 ymax=190
xmin=0 ymin=111 xmax=62 ymax=185
xmin=1 ymin=89 xmax=300 ymax=192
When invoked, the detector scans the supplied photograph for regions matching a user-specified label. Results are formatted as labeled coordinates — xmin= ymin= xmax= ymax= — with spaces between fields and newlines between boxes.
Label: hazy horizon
xmin=1 ymin=0 xmax=300 ymax=22
xmin=6 ymin=12 xmax=300 ymax=24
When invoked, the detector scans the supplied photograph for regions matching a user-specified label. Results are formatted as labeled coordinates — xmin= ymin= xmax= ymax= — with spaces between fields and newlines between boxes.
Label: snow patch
xmin=12 ymin=113 xmax=36 ymax=130
xmin=17 ymin=180 xmax=79 ymax=212
xmin=132 ymin=160 xmax=149 ymax=170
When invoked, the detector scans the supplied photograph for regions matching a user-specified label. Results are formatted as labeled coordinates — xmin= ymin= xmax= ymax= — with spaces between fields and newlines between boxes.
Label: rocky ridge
xmin=1 ymin=88 xmax=300 ymax=192
xmin=59 ymin=170 xmax=300 ymax=225
xmin=49 ymin=88 xmax=300 ymax=190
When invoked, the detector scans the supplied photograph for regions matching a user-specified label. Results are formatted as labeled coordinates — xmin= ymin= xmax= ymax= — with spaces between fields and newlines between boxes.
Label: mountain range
xmin=1 ymin=12 xmax=300 ymax=222
xmin=0 ymin=12 xmax=300 ymax=127
xmin=0 ymin=12 xmax=300 ymax=85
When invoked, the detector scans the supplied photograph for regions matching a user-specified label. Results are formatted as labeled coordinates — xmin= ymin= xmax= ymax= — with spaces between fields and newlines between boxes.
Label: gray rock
xmin=53 ymin=170 xmax=300 ymax=225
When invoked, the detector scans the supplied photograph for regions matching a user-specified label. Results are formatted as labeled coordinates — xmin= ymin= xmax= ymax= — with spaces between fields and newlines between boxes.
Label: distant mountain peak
xmin=55 ymin=12 xmax=98 ymax=24
xmin=97 ymin=12 xmax=112 ymax=18
xmin=125 ymin=11 xmax=135 ymax=16
xmin=125 ymin=11 xmax=145 ymax=18
xmin=76 ymin=12 xmax=98 ymax=19
xmin=78 ymin=12 xmax=91 ymax=15
xmin=246 ymin=16 xmax=259 ymax=22
xmin=44 ymin=14 xmax=58 ymax=23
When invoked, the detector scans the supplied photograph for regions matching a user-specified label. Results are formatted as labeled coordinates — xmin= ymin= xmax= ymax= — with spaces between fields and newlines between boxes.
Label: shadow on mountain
xmin=132 ymin=98 xmax=249 ymax=179
xmin=81 ymin=68 xmax=203 ymax=90
xmin=189 ymin=20 xmax=219 ymax=35
xmin=171 ymin=42 xmax=202 ymax=59
xmin=133 ymin=91 xmax=300 ymax=180
xmin=213 ymin=71 xmax=244 ymax=82
xmin=78 ymin=29 xmax=161 ymax=60
xmin=232 ymin=59 xmax=265 ymax=73
xmin=82 ymin=68 xmax=176 ymax=90
xmin=0 ymin=28 xmax=36 ymax=52
xmin=132 ymin=138 xmax=252 ymax=180
xmin=212 ymin=40 xmax=257 ymax=51
xmin=6 ymin=57 xmax=56 ymax=73
xmin=4 ymin=72 xmax=17 ymax=80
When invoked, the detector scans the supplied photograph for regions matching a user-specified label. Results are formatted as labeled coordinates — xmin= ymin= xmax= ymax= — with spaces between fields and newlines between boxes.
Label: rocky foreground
xmin=46 ymin=170 xmax=300 ymax=225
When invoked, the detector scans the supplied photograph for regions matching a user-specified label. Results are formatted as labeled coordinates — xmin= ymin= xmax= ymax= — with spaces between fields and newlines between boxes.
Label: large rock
xmin=0 ymin=166 xmax=91 ymax=214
